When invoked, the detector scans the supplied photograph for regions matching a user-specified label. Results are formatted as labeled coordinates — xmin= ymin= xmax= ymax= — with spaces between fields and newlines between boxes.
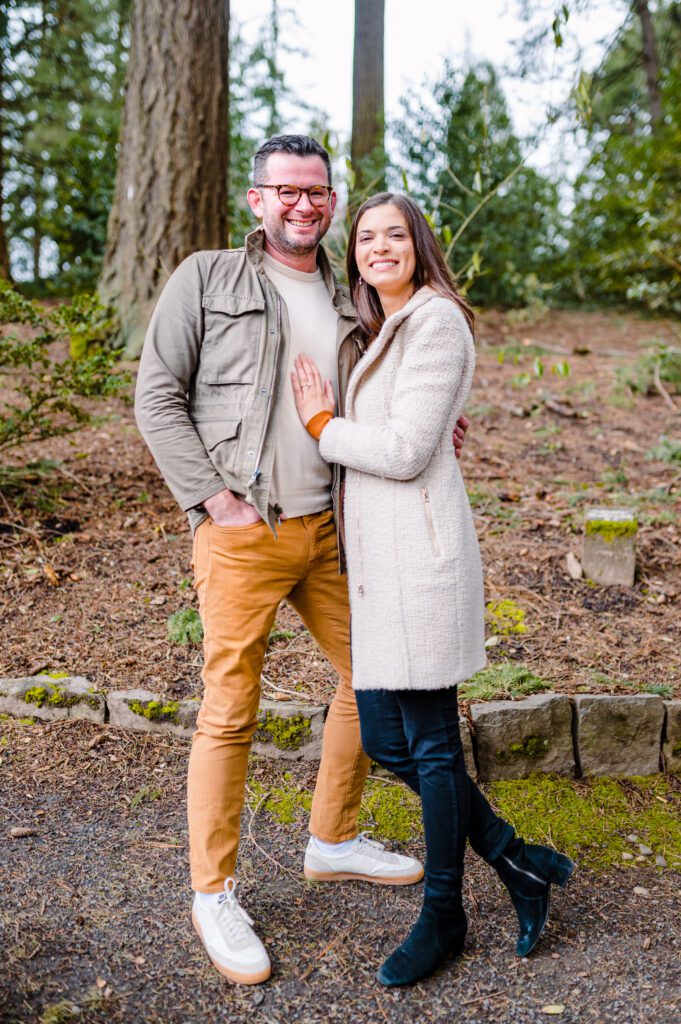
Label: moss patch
xmin=254 ymin=711 xmax=312 ymax=751
xmin=503 ymin=735 xmax=550 ymax=759
xmin=23 ymin=684 xmax=99 ymax=710
xmin=585 ymin=518 xmax=638 ymax=543
xmin=359 ymin=781 xmax=423 ymax=843
xmin=486 ymin=599 xmax=528 ymax=636
xmin=127 ymin=699 xmax=180 ymax=724
xmin=247 ymin=777 xmax=313 ymax=825
xmin=488 ymin=775 xmax=681 ymax=870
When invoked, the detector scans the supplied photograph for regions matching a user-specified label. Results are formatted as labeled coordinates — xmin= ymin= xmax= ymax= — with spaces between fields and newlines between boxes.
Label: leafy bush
xmin=617 ymin=343 xmax=681 ymax=397
xmin=167 ymin=608 xmax=203 ymax=645
xmin=646 ymin=437 xmax=681 ymax=466
xmin=0 ymin=281 xmax=128 ymax=454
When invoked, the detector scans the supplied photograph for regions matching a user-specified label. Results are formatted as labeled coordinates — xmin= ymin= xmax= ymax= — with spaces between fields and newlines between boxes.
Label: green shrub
xmin=646 ymin=436 xmax=681 ymax=466
xmin=617 ymin=343 xmax=681 ymax=397
xmin=167 ymin=608 xmax=203 ymax=645
xmin=460 ymin=662 xmax=550 ymax=701
xmin=0 ymin=280 xmax=128 ymax=454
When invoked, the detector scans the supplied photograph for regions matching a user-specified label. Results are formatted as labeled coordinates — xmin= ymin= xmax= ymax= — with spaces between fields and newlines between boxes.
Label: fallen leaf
xmin=643 ymin=936 xmax=651 ymax=950
xmin=10 ymin=827 xmax=36 ymax=838
xmin=95 ymin=976 xmax=107 ymax=990
xmin=566 ymin=552 xmax=583 ymax=580
xmin=542 ymin=1006 xmax=565 ymax=1016
xmin=43 ymin=563 xmax=60 ymax=587
xmin=88 ymin=733 xmax=108 ymax=750
xmin=132 ymin=955 xmax=146 ymax=965
xmin=633 ymin=886 xmax=650 ymax=897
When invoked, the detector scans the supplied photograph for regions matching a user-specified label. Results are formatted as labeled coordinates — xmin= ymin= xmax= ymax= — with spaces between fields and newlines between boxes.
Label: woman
xmin=291 ymin=193 xmax=572 ymax=987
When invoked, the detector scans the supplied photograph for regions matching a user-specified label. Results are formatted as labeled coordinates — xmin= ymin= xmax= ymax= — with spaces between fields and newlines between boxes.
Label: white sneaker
xmin=192 ymin=878 xmax=271 ymax=985
xmin=304 ymin=833 xmax=424 ymax=885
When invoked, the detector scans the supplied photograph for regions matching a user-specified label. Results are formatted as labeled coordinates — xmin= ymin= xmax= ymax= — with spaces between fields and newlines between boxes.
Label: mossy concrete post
xmin=472 ymin=694 xmax=575 ymax=782
xmin=575 ymin=694 xmax=664 ymax=776
xmin=252 ymin=699 xmax=326 ymax=761
xmin=107 ymin=688 xmax=200 ymax=738
xmin=582 ymin=508 xmax=637 ymax=586
xmin=0 ymin=675 xmax=105 ymax=723
xmin=662 ymin=701 xmax=681 ymax=774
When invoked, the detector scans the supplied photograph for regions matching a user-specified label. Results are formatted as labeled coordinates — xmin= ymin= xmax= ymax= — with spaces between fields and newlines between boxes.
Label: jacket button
xmin=260 ymin=388 xmax=267 ymax=395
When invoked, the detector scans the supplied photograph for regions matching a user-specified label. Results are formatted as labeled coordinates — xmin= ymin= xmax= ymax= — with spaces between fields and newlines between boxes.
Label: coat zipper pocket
xmin=421 ymin=487 xmax=441 ymax=557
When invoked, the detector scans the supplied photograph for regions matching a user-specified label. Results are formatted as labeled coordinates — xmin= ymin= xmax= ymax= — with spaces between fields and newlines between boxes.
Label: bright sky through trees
xmin=234 ymin=0 xmax=625 ymax=172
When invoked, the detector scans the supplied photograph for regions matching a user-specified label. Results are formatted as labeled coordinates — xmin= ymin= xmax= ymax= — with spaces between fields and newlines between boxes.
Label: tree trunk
xmin=351 ymin=0 xmax=385 ymax=197
xmin=100 ymin=0 xmax=230 ymax=356
xmin=0 ymin=2 xmax=11 ymax=281
xmin=633 ymin=0 xmax=662 ymax=128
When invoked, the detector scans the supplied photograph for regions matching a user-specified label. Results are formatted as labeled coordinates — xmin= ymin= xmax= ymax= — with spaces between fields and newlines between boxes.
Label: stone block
xmin=662 ymin=701 xmax=681 ymax=774
xmin=582 ymin=508 xmax=637 ymax=587
xmin=460 ymin=718 xmax=477 ymax=778
xmin=108 ymin=688 xmax=199 ymax=739
xmin=575 ymin=694 xmax=664 ymax=776
xmin=0 ymin=675 xmax=105 ymax=723
xmin=252 ymin=699 xmax=326 ymax=761
xmin=472 ymin=694 xmax=574 ymax=782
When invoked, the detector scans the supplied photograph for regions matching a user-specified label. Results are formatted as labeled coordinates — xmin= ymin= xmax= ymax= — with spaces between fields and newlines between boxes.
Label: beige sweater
xmin=319 ymin=287 xmax=486 ymax=691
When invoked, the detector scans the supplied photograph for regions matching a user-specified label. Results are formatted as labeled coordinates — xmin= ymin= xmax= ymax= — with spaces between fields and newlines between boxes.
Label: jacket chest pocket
xmin=200 ymin=293 xmax=265 ymax=385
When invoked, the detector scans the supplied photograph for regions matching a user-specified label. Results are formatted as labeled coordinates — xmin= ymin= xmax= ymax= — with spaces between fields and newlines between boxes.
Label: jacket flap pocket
xmin=202 ymin=293 xmax=265 ymax=316
xmin=193 ymin=418 xmax=241 ymax=451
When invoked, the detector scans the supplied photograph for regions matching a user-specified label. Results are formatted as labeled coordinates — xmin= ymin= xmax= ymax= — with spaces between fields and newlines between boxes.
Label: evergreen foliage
xmin=566 ymin=3 xmax=681 ymax=314
xmin=394 ymin=61 xmax=561 ymax=307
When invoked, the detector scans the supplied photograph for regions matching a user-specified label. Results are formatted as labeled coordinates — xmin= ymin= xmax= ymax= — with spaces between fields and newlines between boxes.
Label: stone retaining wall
xmin=1 ymin=675 xmax=679 ymax=781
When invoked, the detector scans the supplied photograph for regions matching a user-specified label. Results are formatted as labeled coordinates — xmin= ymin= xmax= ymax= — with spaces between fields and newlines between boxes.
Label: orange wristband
xmin=305 ymin=411 xmax=333 ymax=440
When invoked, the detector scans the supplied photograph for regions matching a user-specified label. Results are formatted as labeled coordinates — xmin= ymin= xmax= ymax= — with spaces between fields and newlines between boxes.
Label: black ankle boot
xmin=376 ymin=899 xmax=467 ymax=987
xmin=492 ymin=840 xmax=573 ymax=957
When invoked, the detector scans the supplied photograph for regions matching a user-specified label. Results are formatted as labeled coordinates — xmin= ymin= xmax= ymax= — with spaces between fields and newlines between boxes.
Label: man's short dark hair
xmin=253 ymin=135 xmax=332 ymax=187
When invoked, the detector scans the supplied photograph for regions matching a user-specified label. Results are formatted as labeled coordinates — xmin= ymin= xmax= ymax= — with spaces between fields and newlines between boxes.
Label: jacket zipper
xmin=246 ymin=294 xmax=282 ymax=506
xmin=421 ymin=487 xmax=441 ymax=557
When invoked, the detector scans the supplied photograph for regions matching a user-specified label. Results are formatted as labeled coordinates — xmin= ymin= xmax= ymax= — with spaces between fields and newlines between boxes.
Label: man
xmin=135 ymin=135 xmax=467 ymax=985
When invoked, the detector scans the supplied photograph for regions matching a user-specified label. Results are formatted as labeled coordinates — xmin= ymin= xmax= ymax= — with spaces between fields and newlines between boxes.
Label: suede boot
xmin=492 ymin=839 xmax=573 ymax=957
xmin=376 ymin=898 xmax=467 ymax=987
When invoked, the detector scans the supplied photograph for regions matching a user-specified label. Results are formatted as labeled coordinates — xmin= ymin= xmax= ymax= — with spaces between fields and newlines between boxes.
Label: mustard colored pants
xmin=187 ymin=510 xmax=370 ymax=892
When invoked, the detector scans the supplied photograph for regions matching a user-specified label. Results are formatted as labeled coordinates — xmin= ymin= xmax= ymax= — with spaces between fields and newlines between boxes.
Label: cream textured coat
xmin=319 ymin=287 xmax=487 ymax=691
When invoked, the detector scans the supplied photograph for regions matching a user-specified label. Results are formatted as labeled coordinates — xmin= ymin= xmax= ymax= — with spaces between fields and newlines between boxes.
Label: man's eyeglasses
xmin=256 ymin=184 xmax=332 ymax=208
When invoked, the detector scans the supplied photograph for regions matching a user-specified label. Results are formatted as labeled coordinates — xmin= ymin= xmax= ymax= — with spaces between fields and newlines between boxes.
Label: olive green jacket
xmin=135 ymin=227 xmax=363 ymax=535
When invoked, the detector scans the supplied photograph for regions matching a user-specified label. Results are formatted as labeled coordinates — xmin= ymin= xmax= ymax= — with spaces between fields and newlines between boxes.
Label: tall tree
xmin=0 ymin=2 xmax=11 ymax=279
xmin=633 ymin=0 xmax=662 ymax=127
xmin=100 ymin=0 xmax=230 ymax=355
xmin=351 ymin=0 xmax=385 ymax=198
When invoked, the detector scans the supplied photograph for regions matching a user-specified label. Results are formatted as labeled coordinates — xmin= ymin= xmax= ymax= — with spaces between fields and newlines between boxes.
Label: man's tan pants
xmin=188 ymin=509 xmax=370 ymax=892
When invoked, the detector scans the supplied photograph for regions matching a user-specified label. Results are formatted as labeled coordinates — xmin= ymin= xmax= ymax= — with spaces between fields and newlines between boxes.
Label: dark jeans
xmin=356 ymin=687 xmax=514 ymax=902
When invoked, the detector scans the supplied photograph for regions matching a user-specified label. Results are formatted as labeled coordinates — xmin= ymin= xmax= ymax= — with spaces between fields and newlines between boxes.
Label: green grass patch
xmin=488 ymin=775 xmax=681 ymax=871
xmin=646 ymin=436 xmax=681 ymax=466
xmin=460 ymin=663 xmax=551 ymax=702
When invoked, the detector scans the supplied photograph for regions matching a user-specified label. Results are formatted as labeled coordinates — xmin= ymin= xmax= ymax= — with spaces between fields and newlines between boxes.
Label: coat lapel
xmin=344 ymin=286 xmax=440 ymax=414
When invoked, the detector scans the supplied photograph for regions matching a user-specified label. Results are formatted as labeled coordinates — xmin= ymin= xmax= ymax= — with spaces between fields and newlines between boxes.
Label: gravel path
xmin=1 ymin=719 xmax=679 ymax=1024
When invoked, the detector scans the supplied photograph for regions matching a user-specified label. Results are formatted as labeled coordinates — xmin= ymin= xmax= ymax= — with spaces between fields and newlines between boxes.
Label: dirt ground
xmin=1 ymin=717 xmax=680 ymax=1024
xmin=1 ymin=309 xmax=679 ymax=705
xmin=1 ymin=310 xmax=680 ymax=1022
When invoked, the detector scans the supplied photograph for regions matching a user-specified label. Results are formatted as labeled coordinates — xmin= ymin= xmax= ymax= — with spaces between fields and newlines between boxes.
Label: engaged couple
xmin=135 ymin=134 xmax=572 ymax=987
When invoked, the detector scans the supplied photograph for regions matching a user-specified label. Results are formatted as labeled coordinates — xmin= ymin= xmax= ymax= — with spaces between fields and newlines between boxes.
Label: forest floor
xmin=1 ymin=716 xmax=680 ymax=1024
xmin=1 ymin=307 xmax=680 ymax=1023
xmin=1 ymin=307 xmax=679 ymax=702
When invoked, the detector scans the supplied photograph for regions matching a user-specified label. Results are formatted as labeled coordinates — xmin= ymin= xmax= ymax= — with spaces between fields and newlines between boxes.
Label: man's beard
xmin=268 ymin=220 xmax=323 ymax=255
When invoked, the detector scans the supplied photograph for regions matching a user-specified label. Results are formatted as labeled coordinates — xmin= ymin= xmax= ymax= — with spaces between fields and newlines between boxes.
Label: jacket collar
xmin=245 ymin=226 xmax=356 ymax=320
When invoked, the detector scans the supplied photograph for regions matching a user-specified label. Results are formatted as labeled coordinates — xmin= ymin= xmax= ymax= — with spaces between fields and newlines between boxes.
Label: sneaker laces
xmin=356 ymin=831 xmax=397 ymax=863
xmin=214 ymin=877 xmax=256 ymax=944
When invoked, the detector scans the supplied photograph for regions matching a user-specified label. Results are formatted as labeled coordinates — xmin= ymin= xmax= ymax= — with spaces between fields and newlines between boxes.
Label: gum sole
xmin=304 ymin=866 xmax=424 ymax=885
xmin=191 ymin=911 xmax=271 ymax=985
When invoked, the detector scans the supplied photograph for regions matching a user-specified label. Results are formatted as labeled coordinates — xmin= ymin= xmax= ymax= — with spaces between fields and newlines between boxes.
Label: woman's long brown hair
xmin=346 ymin=192 xmax=475 ymax=341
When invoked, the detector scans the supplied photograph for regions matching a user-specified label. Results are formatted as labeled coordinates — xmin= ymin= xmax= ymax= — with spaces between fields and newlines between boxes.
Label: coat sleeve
xmin=319 ymin=301 xmax=474 ymax=481
xmin=134 ymin=254 xmax=226 ymax=511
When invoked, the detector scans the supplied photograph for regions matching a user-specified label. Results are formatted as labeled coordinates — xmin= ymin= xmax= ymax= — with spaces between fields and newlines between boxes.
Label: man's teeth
xmin=288 ymin=220 xmax=315 ymax=227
